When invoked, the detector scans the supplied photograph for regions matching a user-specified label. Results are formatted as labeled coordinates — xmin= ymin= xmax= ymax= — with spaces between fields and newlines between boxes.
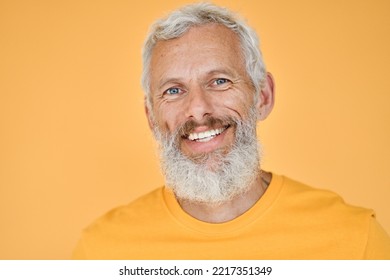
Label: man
xmin=73 ymin=3 xmax=390 ymax=259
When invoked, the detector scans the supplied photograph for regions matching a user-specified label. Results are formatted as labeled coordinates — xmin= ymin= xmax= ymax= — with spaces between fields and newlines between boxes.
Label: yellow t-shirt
xmin=73 ymin=174 xmax=390 ymax=259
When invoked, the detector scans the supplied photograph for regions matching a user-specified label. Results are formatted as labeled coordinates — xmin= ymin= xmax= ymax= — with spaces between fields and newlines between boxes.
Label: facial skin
xmin=147 ymin=24 xmax=274 ymax=163
xmin=145 ymin=23 xmax=275 ymax=222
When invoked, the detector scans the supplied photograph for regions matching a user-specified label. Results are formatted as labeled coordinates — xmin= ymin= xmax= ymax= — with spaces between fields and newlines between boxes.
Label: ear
xmin=144 ymin=99 xmax=154 ymax=130
xmin=256 ymin=72 xmax=275 ymax=121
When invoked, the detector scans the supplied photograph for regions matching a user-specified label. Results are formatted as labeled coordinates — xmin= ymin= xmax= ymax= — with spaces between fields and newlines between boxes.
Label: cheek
xmin=155 ymin=104 xmax=183 ymax=133
xmin=220 ymin=95 xmax=251 ymax=118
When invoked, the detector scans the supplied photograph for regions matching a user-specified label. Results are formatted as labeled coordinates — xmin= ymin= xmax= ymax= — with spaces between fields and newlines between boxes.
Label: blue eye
xmin=165 ymin=87 xmax=181 ymax=95
xmin=215 ymin=78 xmax=229 ymax=85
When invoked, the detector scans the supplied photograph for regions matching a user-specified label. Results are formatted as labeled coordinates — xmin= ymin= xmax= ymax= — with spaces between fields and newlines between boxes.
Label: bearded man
xmin=73 ymin=3 xmax=390 ymax=259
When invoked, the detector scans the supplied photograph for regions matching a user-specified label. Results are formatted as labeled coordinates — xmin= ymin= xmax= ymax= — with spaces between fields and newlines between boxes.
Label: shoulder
xmin=279 ymin=175 xmax=374 ymax=219
xmin=72 ymin=187 xmax=167 ymax=259
xmin=87 ymin=187 xmax=166 ymax=231
xmin=265 ymin=175 xmax=390 ymax=258
xmin=274 ymin=175 xmax=385 ymax=257
xmin=78 ymin=187 xmax=169 ymax=243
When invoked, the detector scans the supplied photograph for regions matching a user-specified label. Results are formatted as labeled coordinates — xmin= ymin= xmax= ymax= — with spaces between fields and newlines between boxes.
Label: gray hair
xmin=142 ymin=2 xmax=266 ymax=109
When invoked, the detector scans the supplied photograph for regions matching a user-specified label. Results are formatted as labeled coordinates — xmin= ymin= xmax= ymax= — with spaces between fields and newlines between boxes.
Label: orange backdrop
xmin=1 ymin=0 xmax=389 ymax=259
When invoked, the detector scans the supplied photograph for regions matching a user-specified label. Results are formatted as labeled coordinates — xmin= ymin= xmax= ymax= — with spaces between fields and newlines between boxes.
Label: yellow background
xmin=1 ymin=0 xmax=389 ymax=259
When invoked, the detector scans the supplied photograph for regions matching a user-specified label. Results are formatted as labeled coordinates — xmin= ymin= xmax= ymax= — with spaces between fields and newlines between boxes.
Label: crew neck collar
xmin=162 ymin=173 xmax=284 ymax=236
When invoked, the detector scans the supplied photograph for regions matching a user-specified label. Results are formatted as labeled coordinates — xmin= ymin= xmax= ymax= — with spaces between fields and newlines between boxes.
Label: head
xmin=142 ymin=3 xmax=274 ymax=204
xmin=142 ymin=2 xmax=267 ymax=109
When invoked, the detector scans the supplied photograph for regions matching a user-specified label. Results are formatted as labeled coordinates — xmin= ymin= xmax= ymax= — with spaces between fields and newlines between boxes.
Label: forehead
xmin=152 ymin=23 xmax=240 ymax=58
xmin=149 ymin=24 xmax=246 ymax=86
xmin=153 ymin=23 xmax=242 ymax=53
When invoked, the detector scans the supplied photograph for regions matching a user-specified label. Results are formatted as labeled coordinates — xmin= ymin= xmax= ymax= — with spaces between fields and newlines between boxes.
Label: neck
xmin=177 ymin=170 xmax=271 ymax=223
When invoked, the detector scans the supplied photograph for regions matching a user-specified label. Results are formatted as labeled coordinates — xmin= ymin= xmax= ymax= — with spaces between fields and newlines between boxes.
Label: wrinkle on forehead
xmin=150 ymin=24 xmax=247 ymax=92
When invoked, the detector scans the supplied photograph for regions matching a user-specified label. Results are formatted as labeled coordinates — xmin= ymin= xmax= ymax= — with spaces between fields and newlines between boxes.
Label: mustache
xmin=176 ymin=115 xmax=238 ymax=137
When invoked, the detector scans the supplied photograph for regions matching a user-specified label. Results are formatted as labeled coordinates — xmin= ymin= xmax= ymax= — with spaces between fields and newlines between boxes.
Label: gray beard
xmin=153 ymin=107 xmax=261 ymax=205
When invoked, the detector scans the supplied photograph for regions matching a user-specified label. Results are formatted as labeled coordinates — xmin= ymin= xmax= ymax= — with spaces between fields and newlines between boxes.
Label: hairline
xmin=142 ymin=4 xmax=266 ymax=110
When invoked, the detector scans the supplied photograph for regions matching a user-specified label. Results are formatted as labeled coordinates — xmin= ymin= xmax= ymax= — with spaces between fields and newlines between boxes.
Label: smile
xmin=187 ymin=126 xmax=228 ymax=142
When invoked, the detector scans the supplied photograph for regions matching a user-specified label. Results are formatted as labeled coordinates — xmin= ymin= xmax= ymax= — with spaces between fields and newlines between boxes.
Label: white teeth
xmin=188 ymin=127 xmax=226 ymax=142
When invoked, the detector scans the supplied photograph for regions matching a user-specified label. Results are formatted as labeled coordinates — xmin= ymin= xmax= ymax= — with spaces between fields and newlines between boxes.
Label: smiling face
xmin=147 ymin=24 xmax=262 ymax=162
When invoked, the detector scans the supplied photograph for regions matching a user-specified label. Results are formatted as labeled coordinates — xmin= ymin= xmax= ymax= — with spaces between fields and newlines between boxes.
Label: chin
xmin=182 ymin=147 xmax=231 ymax=169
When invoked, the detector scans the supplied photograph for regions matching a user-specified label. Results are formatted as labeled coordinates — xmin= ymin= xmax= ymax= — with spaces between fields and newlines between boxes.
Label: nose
xmin=184 ymin=86 xmax=213 ymax=122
